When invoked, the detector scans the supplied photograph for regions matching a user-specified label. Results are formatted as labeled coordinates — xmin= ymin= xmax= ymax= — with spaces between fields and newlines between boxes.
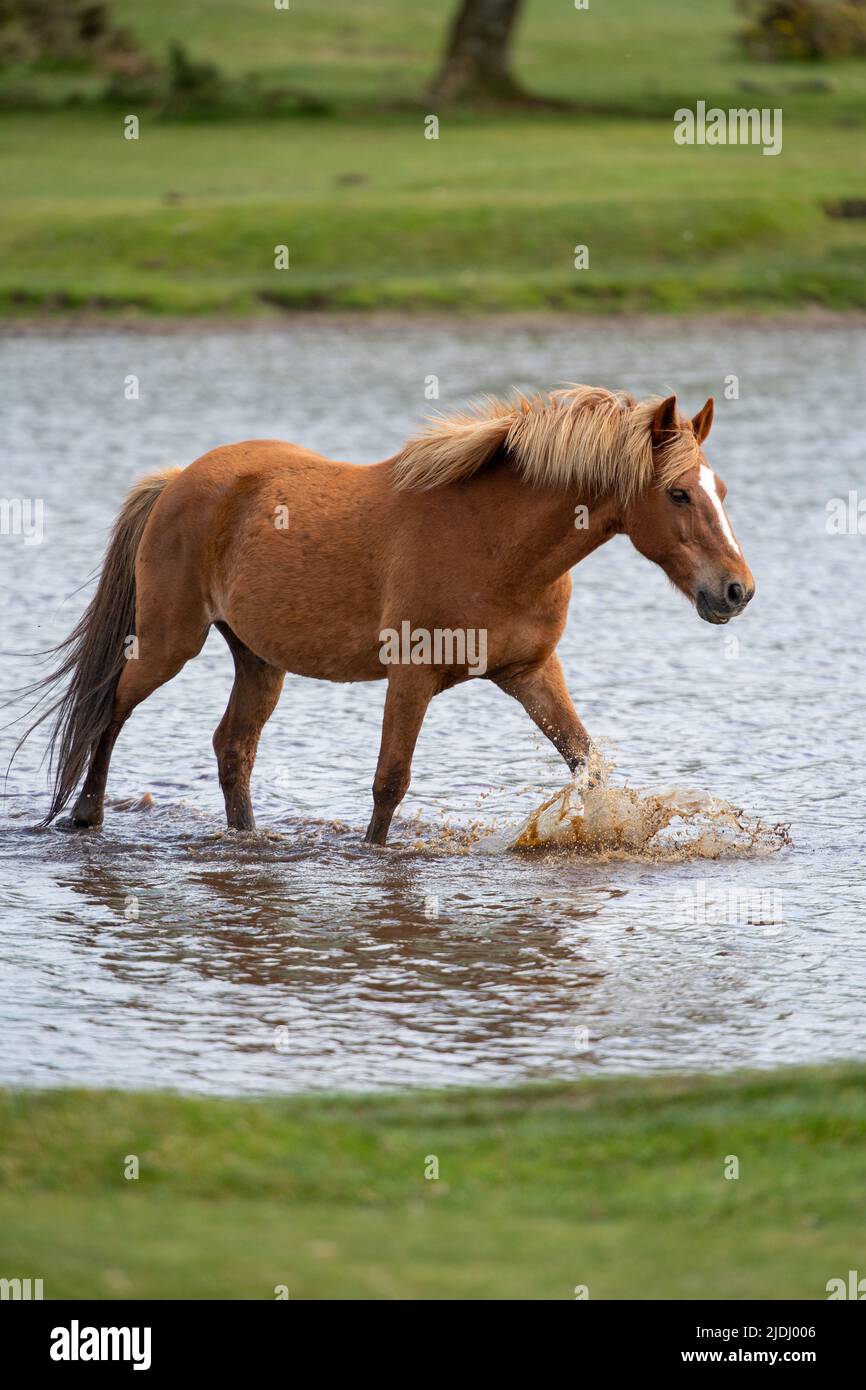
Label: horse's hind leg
xmin=71 ymin=720 xmax=125 ymax=827
xmin=71 ymin=609 xmax=210 ymax=827
xmin=213 ymin=623 xmax=284 ymax=831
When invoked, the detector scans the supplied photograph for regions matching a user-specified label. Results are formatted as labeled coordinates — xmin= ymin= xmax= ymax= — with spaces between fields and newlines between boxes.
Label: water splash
xmin=485 ymin=747 xmax=791 ymax=860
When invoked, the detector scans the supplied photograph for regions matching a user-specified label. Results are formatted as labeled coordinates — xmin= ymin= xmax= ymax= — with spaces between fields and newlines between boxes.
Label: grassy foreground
xmin=0 ymin=0 xmax=864 ymax=315
xmin=1 ymin=1066 xmax=864 ymax=1299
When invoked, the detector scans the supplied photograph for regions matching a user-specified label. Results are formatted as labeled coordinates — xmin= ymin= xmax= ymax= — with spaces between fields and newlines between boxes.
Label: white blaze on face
xmin=698 ymin=464 xmax=741 ymax=557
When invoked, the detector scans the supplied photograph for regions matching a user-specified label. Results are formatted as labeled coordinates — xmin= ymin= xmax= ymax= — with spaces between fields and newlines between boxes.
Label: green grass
xmin=1 ymin=0 xmax=864 ymax=315
xmin=1 ymin=1066 xmax=865 ymax=1299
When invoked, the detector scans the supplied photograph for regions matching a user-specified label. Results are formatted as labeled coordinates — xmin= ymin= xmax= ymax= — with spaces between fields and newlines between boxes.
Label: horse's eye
xmin=669 ymin=489 xmax=690 ymax=506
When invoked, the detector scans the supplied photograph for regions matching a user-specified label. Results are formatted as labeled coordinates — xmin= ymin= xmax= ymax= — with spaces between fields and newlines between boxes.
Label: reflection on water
xmin=1 ymin=318 xmax=865 ymax=1095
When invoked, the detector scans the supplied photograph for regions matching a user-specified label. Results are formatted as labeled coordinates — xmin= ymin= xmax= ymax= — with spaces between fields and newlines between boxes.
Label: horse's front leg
xmin=365 ymin=669 xmax=437 ymax=846
xmin=494 ymin=653 xmax=591 ymax=776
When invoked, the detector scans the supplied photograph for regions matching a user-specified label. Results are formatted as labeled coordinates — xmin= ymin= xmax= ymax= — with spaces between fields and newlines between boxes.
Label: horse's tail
xmin=16 ymin=468 xmax=180 ymax=825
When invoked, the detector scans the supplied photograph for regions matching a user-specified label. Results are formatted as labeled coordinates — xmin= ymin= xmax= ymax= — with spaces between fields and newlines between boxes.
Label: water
xmin=1 ymin=317 xmax=864 ymax=1096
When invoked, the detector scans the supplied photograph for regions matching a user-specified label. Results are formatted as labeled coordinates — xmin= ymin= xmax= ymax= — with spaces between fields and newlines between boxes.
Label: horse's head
xmin=624 ymin=395 xmax=754 ymax=625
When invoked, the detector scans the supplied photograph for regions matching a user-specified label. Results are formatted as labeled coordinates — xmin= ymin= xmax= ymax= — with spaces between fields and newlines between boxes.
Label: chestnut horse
xmin=26 ymin=385 xmax=754 ymax=845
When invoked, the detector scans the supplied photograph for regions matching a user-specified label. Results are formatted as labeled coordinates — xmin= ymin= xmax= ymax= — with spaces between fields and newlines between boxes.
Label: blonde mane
xmin=390 ymin=384 xmax=699 ymax=502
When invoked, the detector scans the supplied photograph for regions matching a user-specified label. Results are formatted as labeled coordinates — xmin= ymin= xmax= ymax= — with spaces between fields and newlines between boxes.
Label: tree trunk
xmin=431 ymin=0 xmax=526 ymax=104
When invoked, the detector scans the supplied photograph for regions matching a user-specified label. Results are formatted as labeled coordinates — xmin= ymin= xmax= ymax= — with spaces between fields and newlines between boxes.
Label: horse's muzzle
xmin=696 ymin=582 xmax=754 ymax=625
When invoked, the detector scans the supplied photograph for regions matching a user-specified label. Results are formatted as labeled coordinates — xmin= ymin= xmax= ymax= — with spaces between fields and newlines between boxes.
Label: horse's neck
xmin=497 ymin=475 xmax=622 ymax=589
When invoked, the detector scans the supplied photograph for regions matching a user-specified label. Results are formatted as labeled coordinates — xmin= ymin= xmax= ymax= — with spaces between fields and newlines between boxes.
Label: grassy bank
xmin=1 ymin=1066 xmax=864 ymax=1299
xmin=1 ymin=110 xmax=863 ymax=317
xmin=0 ymin=0 xmax=864 ymax=316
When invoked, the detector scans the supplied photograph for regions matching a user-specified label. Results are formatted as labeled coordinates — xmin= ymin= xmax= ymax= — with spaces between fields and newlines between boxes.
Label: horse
xmin=22 ymin=384 xmax=754 ymax=846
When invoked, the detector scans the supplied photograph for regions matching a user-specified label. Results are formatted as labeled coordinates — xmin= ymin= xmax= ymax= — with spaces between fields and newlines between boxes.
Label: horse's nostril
xmin=726 ymin=582 xmax=745 ymax=607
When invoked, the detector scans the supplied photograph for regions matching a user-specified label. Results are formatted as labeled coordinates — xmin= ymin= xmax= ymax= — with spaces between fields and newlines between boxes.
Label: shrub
xmin=737 ymin=0 xmax=866 ymax=60
xmin=0 ymin=0 xmax=143 ymax=67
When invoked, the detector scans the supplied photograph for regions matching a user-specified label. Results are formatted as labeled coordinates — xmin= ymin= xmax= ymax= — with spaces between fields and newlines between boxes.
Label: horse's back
xmin=174 ymin=438 xmax=358 ymax=489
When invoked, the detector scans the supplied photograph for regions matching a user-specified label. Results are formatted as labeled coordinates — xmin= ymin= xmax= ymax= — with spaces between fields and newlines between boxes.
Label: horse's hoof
xmin=54 ymin=814 xmax=101 ymax=832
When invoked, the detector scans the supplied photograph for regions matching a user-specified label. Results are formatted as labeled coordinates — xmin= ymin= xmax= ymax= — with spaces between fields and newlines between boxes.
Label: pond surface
xmin=1 ymin=317 xmax=864 ymax=1095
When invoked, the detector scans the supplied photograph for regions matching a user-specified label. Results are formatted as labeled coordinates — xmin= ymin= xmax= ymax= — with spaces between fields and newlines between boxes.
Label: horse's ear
xmin=651 ymin=394 xmax=678 ymax=448
xmin=692 ymin=397 xmax=714 ymax=443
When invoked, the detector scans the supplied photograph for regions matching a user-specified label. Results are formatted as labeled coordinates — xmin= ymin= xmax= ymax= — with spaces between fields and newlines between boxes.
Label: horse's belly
xmin=220 ymin=601 xmax=385 ymax=683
